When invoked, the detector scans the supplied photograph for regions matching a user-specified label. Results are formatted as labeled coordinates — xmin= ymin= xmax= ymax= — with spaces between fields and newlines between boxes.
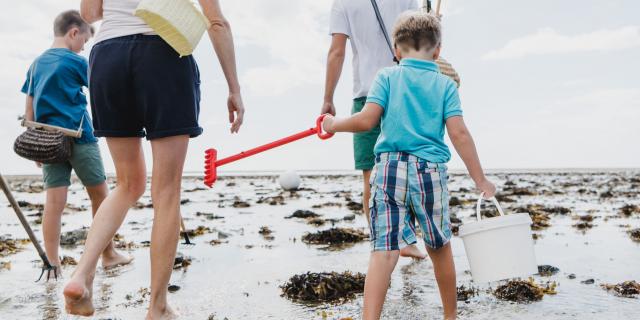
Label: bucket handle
xmin=475 ymin=193 xmax=506 ymax=221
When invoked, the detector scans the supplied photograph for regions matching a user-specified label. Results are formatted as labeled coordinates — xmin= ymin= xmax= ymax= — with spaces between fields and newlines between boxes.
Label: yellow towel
xmin=135 ymin=0 xmax=211 ymax=57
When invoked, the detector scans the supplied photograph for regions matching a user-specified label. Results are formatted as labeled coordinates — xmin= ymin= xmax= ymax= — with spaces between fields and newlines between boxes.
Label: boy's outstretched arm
xmin=446 ymin=116 xmax=496 ymax=197
xmin=80 ymin=0 xmax=103 ymax=23
xmin=323 ymin=103 xmax=383 ymax=133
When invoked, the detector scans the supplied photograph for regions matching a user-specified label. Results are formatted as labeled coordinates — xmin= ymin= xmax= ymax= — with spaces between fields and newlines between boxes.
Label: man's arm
xmin=322 ymin=102 xmax=382 ymax=133
xmin=321 ymin=34 xmax=348 ymax=116
xmin=446 ymin=116 xmax=496 ymax=197
xmin=198 ymin=0 xmax=244 ymax=133
xmin=80 ymin=0 xmax=103 ymax=23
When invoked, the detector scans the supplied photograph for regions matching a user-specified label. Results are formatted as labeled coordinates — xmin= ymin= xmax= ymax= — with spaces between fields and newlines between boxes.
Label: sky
xmin=0 ymin=0 xmax=638 ymax=175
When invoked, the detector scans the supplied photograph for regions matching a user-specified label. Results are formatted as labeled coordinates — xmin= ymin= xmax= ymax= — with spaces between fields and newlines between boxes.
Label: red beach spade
xmin=204 ymin=115 xmax=334 ymax=188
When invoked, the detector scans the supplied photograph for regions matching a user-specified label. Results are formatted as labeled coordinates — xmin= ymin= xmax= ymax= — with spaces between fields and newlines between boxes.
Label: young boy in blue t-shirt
xmin=322 ymin=12 xmax=496 ymax=320
xmin=21 ymin=10 xmax=131 ymax=275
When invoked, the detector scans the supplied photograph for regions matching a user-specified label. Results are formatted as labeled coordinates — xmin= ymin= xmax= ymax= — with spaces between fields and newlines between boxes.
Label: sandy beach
xmin=0 ymin=170 xmax=639 ymax=319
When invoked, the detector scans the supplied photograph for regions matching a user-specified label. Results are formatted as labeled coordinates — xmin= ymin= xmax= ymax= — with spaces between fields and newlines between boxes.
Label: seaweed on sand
xmin=173 ymin=253 xmax=192 ymax=270
xmin=601 ymin=281 xmax=640 ymax=298
xmin=61 ymin=256 xmax=77 ymax=266
xmin=60 ymin=228 xmax=89 ymax=246
xmin=286 ymin=210 xmax=320 ymax=219
xmin=259 ymin=226 xmax=275 ymax=241
xmin=628 ymin=228 xmax=640 ymax=242
xmin=346 ymin=201 xmax=363 ymax=212
xmin=457 ymin=285 xmax=479 ymax=301
xmin=0 ymin=237 xmax=29 ymax=257
xmin=280 ymin=271 xmax=366 ymax=303
xmin=620 ymin=204 xmax=640 ymax=217
xmin=302 ymin=228 xmax=368 ymax=247
xmin=182 ymin=226 xmax=212 ymax=238
xmin=537 ymin=265 xmax=560 ymax=276
xmin=493 ymin=279 xmax=557 ymax=303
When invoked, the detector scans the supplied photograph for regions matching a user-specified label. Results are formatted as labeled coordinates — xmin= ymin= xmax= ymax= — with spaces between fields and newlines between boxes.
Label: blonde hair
xmin=392 ymin=12 xmax=441 ymax=52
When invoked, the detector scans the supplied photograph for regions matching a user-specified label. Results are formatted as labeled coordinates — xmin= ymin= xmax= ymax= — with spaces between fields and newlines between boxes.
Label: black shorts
xmin=89 ymin=35 xmax=203 ymax=140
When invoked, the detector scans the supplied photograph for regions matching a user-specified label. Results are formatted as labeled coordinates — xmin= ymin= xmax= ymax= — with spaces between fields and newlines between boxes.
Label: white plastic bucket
xmin=135 ymin=0 xmax=210 ymax=57
xmin=458 ymin=195 xmax=537 ymax=283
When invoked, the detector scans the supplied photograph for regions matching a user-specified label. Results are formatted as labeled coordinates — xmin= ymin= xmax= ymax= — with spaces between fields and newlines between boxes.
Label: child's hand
xmin=476 ymin=179 xmax=496 ymax=199
xmin=322 ymin=115 xmax=336 ymax=133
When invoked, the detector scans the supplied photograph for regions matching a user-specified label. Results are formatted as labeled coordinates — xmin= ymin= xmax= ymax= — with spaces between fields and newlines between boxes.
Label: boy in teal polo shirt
xmin=21 ymin=10 xmax=131 ymax=274
xmin=322 ymin=12 xmax=496 ymax=320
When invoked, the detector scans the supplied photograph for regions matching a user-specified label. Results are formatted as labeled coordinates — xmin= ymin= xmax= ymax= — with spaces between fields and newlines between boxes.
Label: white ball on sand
xmin=278 ymin=171 xmax=301 ymax=190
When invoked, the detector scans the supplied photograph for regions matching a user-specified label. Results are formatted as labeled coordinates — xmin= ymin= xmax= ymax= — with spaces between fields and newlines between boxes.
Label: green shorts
xmin=42 ymin=142 xmax=107 ymax=189
xmin=352 ymin=97 xmax=381 ymax=171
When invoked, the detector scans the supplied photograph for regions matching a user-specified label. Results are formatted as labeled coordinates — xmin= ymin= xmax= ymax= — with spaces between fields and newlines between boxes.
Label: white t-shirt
xmin=330 ymin=0 xmax=418 ymax=98
xmin=93 ymin=0 xmax=155 ymax=44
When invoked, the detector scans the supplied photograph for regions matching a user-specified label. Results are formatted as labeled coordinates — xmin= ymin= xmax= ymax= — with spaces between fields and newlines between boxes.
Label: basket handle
xmin=475 ymin=193 xmax=505 ymax=221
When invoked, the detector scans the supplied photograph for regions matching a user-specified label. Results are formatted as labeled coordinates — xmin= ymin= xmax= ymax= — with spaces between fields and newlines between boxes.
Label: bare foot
xmin=146 ymin=304 xmax=178 ymax=320
xmin=400 ymin=244 xmax=427 ymax=260
xmin=101 ymin=250 xmax=134 ymax=269
xmin=63 ymin=280 xmax=94 ymax=316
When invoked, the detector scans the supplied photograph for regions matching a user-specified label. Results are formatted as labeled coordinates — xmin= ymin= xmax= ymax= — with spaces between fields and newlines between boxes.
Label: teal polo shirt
xmin=366 ymin=58 xmax=463 ymax=163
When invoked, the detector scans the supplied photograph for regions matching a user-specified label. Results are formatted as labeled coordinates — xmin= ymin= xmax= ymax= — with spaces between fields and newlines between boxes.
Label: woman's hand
xmin=228 ymin=92 xmax=244 ymax=133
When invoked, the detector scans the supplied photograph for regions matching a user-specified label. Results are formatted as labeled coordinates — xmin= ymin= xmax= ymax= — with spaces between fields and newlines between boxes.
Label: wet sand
xmin=0 ymin=171 xmax=639 ymax=319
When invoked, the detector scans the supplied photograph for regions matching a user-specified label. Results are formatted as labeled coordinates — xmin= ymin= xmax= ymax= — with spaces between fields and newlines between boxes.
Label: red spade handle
xmin=216 ymin=114 xmax=333 ymax=168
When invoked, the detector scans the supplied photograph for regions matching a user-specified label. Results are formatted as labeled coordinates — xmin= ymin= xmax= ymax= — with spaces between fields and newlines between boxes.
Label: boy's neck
xmin=51 ymin=37 xmax=72 ymax=50
xmin=401 ymin=52 xmax=435 ymax=61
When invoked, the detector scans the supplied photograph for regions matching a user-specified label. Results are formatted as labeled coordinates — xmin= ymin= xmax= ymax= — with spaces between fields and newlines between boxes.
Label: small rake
xmin=0 ymin=173 xmax=58 ymax=281
xmin=204 ymin=115 xmax=333 ymax=188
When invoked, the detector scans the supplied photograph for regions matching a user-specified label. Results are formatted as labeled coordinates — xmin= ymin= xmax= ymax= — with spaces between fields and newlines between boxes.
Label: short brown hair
xmin=53 ymin=10 xmax=94 ymax=37
xmin=393 ymin=12 xmax=441 ymax=52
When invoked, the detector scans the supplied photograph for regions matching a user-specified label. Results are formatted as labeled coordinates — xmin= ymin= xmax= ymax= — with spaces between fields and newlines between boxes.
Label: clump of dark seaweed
xmin=280 ymin=271 xmax=365 ymax=303
xmin=182 ymin=226 xmax=212 ymax=238
xmin=601 ymin=281 xmax=640 ymax=298
xmin=232 ymin=200 xmax=251 ymax=208
xmin=457 ymin=285 xmax=479 ymax=301
xmin=173 ymin=252 xmax=192 ymax=270
xmin=346 ymin=201 xmax=363 ymax=212
xmin=628 ymin=229 xmax=640 ymax=242
xmin=0 ymin=237 xmax=28 ymax=257
xmin=60 ymin=227 xmax=89 ymax=246
xmin=302 ymin=228 xmax=368 ymax=247
xmin=257 ymin=195 xmax=286 ymax=205
xmin=493 ymin=279 xmax=557 ymax=303
xmin=259 ymin=226 xmax=275 ymax=241
xmin=620 ymin=204 xmax=640 ymax=217
xmin=286 ymin=210 xmax=320 ymax=219
xmin=61 ymin=256 xmax=77 ymax=266
xmin=537 ymin=265 xmax=560 ymax=276
xmin=573 ymin=221 xmax=595 ymax=230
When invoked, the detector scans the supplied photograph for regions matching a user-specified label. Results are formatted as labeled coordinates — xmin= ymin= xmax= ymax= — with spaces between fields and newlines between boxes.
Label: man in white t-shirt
xmin=321 ymin=0 xmax=425 ymax=259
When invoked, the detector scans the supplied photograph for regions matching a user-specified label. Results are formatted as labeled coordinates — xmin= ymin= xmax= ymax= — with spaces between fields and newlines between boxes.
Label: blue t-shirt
xmin=367 ymin=58 xmax=463 ymax=163
xmin=21 ymin=48 xmax=96 ymax=144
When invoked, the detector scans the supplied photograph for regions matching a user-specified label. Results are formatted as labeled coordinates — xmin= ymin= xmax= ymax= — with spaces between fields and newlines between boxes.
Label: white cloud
xmin=483 ymin=26 xmax=640 ymax=60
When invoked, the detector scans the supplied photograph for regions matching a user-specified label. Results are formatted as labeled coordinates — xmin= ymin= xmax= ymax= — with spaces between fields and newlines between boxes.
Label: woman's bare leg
xmin=64 ymin=138 xmax=146 ymax=316
xmin=42 ymin=186 xmax=68 ymax=267
xmin=146 ymin=135 xmax=189 ymax=320
xmin=84 ymin=182 xmax=134 ymax=268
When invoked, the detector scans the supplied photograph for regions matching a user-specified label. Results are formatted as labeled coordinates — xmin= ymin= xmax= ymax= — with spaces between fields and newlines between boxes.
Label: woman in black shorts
xmin=64 ymin=1 xmax=245 ymax=319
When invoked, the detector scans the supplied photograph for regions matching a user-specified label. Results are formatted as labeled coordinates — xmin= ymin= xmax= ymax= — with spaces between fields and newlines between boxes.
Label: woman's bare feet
xmin=101 ymin=248 xmax=134 ymax=269
xmin=63 ymin=280 xmax=94 ymax=316
xmin=400 ymin=244 xmax=427 ymax=260
xmin=145 ymin=304 xmax=178 ymax=320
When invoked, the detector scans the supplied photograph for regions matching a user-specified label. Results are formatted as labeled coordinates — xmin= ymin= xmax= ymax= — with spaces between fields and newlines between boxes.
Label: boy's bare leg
xmin=85 ymin=182 xmax=134 ymax=268
xmin=426 ymin=243 xmax=457 ymax=320
xmin=42 ymin=186 xmax=68 ymax=267
xmin=64 ymin=138 xmax=146 ymax=316
xmin=146 ymin=135 xmax=188 ymax=320
xmin=363 ymin=250 xmax=400 ymax=320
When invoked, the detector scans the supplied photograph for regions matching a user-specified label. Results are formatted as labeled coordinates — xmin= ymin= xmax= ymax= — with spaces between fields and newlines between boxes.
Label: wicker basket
xmin=135 ymin=0 xmax=211 ymax=57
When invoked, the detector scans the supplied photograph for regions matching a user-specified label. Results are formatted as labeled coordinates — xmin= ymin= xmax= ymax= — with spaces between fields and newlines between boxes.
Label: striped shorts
xmin=369 ymin=152 xmax=451 ymax=251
